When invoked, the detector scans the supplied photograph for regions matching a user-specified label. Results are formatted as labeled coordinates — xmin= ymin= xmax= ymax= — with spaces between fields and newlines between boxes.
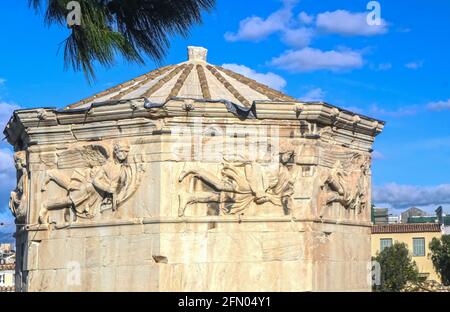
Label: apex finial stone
xmin=188 ymin=46 xmax=208 ymax=62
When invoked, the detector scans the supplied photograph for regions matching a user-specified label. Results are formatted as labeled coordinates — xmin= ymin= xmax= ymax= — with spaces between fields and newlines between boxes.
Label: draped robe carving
xmin=178 ymin=149 xmax=299 ymax=217
xmin=39 ymin=142 xmax=144 ymax=224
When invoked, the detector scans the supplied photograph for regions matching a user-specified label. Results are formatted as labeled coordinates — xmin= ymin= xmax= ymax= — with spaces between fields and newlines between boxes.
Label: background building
xmin=372 ymin=207 xmax=389 ymax=225
xmin=0 ymin=243 xmax=15 ymax=264
xmin=0 ymin=243 xmax=15 ymax=292
xmin=0 ymin=264 xmax=15 ymax=292
xmin=401 ymin=207 xmax=428 ymax=223
xmin=388 ymin=215 xmax=400 ymax=224
xmin=0 ymin=243 xmax=13 ymax=253
xmin=371 ymin=223 xmax=442 ymax=281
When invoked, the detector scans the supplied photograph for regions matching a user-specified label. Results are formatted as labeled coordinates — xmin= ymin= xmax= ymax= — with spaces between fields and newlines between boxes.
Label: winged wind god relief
xmin=38 ymin=142 xmax=145 ymax=224
xmin=177 ymin=143 xmax=301 ymax=217
xmin=319 ymin=150 xmax=371 ymax=216
xmin=9 ymin=151 xmax=29 ymax=224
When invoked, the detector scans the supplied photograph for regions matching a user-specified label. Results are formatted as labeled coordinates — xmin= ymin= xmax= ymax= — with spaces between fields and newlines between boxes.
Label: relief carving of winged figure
xmin=39 ymin=142 xmax=144 ymax=224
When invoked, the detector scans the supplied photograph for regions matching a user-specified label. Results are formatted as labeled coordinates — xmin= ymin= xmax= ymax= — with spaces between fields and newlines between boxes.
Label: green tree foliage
xmin=429 ymin=235 xmax=450 ymax=286
xmin=29 ymin=0 xmax=216 ymax=81
xmin=374 ymin=242 xmax=420 ymax=292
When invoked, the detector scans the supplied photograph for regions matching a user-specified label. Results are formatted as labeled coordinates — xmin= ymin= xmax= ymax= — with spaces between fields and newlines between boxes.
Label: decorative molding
xmin=4 ymin=98 xmax=384 ymax=150
xmin=22 ymin=216 xmax=373 ymax=232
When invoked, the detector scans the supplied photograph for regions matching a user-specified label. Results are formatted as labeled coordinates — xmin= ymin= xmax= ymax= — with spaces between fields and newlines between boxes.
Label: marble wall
xmin=6 ymin=100 xmax=382 ymax=292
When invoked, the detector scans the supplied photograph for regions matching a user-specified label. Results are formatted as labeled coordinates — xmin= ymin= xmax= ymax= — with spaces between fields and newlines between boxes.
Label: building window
xmin=0 ymin=274 xmax=4 ymax=284
xmin=380 ymin=238 xmax=393 ymax=251
xmin=413 ymin=238 xmax=426 ymax=257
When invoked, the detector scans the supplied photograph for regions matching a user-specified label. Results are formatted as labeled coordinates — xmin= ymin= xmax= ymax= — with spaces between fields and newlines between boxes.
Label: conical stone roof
xmin=67 ymin=46 xmax=297 ymax=110
xmin=3 ymin=46 xmax=385 ymax=151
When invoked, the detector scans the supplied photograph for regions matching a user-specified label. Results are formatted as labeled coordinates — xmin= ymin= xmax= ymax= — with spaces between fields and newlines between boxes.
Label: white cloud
xmin=370 ymin=104 xmax=417 ymax=117
xmin=224 ymin=16 xmax=283 ymax=42
xmin=0 ymin=102 xmax=19 ymax=131
xmin=397 ymin=27 xmax=412 ymax=33
xmin=316 ymin=10 xmax=388 ymax=36
xmin=372 ymin=150 xmax=385 ymax=160
xmin=271 ymin=47 xmax=364 ymax=72
xmin=0 ymin=148 xmax=15 ymax=215
xmin=402 ymin=137 xmax=450 ymax=151
xmin=224 ymin=1 xmax=295 ymax=42
xmin=224 ymin=5 xmax=391 ymax=77
xmin=0 ymin=148 xmax=14 ymax=174
xmin=0 ymin=208 xmax=14 ymax=238
xmin=373 ymin=63 xmax=392 ymax=71
xmin=300 ymin=88 xmax=325 ymax=102
xmin=426 ymin=99 xmax=450 ymax=111
xmin=298 ymin=11 xmax=314 ymax=24
xmin=224 ymin=1 xmax=313 ymax=49
xmin=342 ymin=106 xmax=365 ymax=114
xmin=222 ymin=63 xmax=287 ymax=91
xmin=405 ymin=61 xmax=424 ymax=70
xmin=373 ymin=183 xmax=450 ymax=209
xmin=0 ymin=102 xmax=20 ymax=216
xmin=281 ymin=28 xmax=314 ymax=48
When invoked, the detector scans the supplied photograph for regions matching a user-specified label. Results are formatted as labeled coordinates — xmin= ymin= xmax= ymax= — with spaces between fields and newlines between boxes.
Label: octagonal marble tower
xmin=4 ymin=47 xmax=384 ymax=292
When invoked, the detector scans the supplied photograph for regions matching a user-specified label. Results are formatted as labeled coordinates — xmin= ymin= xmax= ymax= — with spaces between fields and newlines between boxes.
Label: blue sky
xmin=1 ymin=0 xmax=450 ymax=234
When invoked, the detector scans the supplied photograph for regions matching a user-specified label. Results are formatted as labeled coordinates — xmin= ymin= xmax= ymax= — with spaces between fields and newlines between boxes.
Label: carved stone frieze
xmin=9 ymin=151 xmax=28 ymax=224
xmin=319 ymin=151 xmax=371 ymax=215
xmin=178 ymin=144 xmax=300 ymax=217
xmin=38 ymin=142 xmax=145 ymax=224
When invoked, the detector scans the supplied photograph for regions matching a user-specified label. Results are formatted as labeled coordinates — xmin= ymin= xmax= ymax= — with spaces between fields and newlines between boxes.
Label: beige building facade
xmin=4 ymin=47 xmax=384 ymax=292
xmin=371 ymin=223 xmax=442 ymax=282
xmin=0 ymin=264 xmax=15 ymax=292
xmin=0 ymin=244 xmax=13 ymax=253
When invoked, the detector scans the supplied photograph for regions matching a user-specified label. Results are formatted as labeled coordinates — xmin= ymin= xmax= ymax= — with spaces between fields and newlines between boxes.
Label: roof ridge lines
xmin=142 ymin=64 xmax=187 ymax=98
xmin=166 ymin=64 xmax=195 ymax=102
xmin=66 ymin=65 xmax=175 ymax=110
xmin=215 ymin=65 xmax=298 ymax=102
xmin=196 ymin=64 xmax=211 ymax=100
xmin=206 ymin=65 xmax=250 ymax=107
xmin=111 ymin=65 xmax=175 ymax=101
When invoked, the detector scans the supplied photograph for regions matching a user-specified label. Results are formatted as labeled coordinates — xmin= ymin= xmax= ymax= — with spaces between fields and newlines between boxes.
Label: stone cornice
xmin=3 ymin=97 xmax=384 ymax=149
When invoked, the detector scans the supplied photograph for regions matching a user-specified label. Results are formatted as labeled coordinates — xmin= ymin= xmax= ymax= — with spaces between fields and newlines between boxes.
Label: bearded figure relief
xmin=177 ymin=147 xmax=299 ymax=217
xmin=38 ymin=142 xmax=145 ymax=224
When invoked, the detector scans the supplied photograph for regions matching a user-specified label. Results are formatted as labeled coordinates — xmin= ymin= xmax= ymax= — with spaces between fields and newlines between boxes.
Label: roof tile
xmin=65 ymin=47 xmax=292 ymax=110
xmin=372 ymin=223 xmax=441 ymax=234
